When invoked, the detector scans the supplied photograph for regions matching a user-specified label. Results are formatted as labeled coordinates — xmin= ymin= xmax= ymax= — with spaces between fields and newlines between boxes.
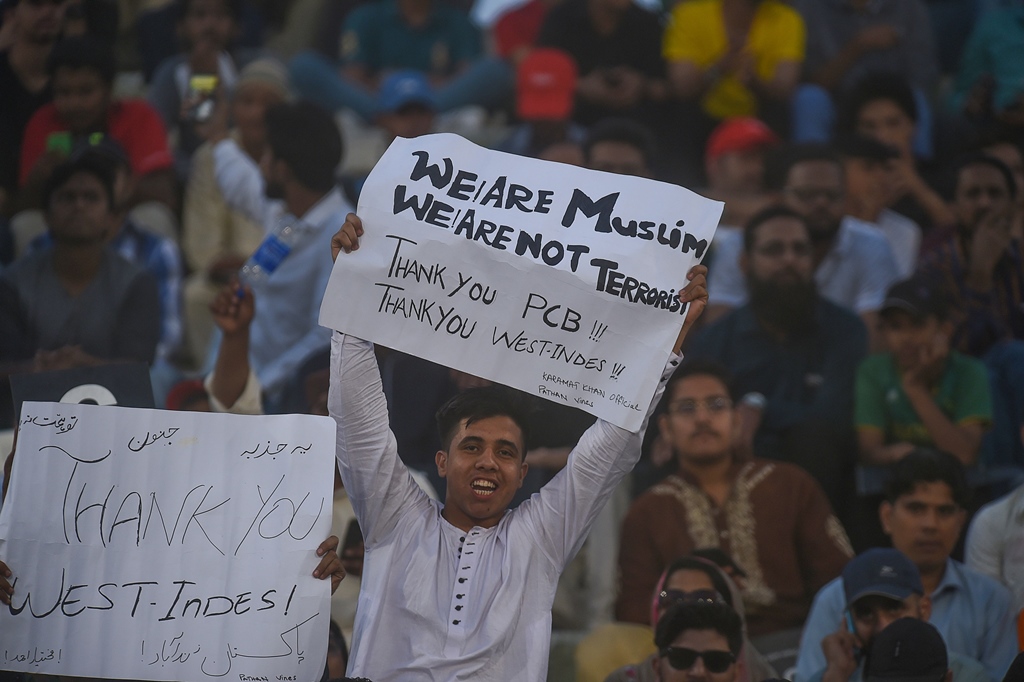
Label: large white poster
xmin=0 ymin=402 xmax=335 ymax=681
xmin=320 ymin=134 xmax=723 ymax=431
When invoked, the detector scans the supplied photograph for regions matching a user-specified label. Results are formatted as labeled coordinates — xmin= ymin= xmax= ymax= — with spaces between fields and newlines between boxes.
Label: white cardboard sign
xmin=320 ymin=134 xmax=723 ymax=431
xmin=0 ymin=402 xmax=335 ymax=681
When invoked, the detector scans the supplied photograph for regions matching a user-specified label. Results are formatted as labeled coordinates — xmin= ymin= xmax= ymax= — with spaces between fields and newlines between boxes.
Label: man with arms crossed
xmin=328 ymin=213 xmax=708 ymax=680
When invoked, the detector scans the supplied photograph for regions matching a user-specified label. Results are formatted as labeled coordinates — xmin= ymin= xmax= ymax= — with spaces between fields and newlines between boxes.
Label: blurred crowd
xmin=1 ymin=0 xmax=1024 ymax=679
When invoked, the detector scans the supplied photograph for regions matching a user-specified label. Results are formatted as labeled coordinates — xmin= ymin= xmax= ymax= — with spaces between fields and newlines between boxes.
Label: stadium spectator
xmin=17 ymin=36 xmax=177 ymax=214
xmin=663 ymin=0 xmax=803 ymax=177
xmin=839 ymin=74 xmax=953 ymax=231
xmin=2 ymin=152 xmax=160 ymax=368
xmin=916 ymin=154 xmax=1024 ymax=466
xmin=855 ymin=277 xmax=991 ymax=469
xmin=863 ymin=618 xmax=954 ymax=682
xmin=690 ymin=205 xmax=867 ymax=510
xmin=288 ymin=0 xmax=511 ymax=122
xmin=795 ymin=449 xmax=1018 ymax=682
xmin=704 ymin=116 xmax=779 ymax=230
xmin=490 ymin=0 xmax=561 ymax=64
xmin=804 ymin=549 xmax=986 ymax=682
xmin=966 ymin=478 xmax=1024 ymax=617
xmin=616 ymin=359 xmax=852 ymax=636
xmin=536 ymin=0 xmax=666 ymax=127
xmin=706 ymin=144 xmax=899 ymax=348
xmin=325 ymin=213 xmax=707 ymax=679
xmin=583 ymin=117 xmax=655 ymax=178
xmin=649 ymin=601 xmax=745 ymax=682
xmin=791 ymin=0 xmax=938 ymax=151
xmin=837 ymin=134 xmax=921 ymax=278
xmin=147 ymin=0 xmax=263 ymax=174
xmin=181 ymin=57 xmax=287 ymax=368
xmin=197 ymin=99 xmax=351 ymax=406
xmin=0 ymin=0 xmax=69 ymax=211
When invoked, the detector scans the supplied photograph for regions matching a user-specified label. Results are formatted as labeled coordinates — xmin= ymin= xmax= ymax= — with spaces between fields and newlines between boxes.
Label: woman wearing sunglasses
xmin=603 ymin=556 xmax=776 ymax=682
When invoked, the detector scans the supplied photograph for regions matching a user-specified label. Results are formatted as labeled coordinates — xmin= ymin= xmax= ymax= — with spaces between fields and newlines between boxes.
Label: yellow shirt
xmin=663 ymin=0 xmax=805 ymax=119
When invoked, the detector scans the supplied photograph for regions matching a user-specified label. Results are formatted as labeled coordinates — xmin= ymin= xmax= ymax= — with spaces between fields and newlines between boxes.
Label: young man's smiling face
xmin=436 ymin=415 xmax=528 ymax=531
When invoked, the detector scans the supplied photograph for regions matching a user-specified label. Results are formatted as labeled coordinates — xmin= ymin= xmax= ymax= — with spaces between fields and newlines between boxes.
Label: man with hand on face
xmin=808 ymin=549 xmax=986 ymax=682
xmin=327 ymin=214 xmax=708 ymax=680
xmin=795 ymin=450 xmax=1018 ymax=682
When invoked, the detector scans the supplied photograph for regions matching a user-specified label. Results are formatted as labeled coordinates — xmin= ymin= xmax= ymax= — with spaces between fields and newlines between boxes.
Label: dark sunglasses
xmin=662 ymin=646 xmax=736 ymax=673
xmin=657 ymin=588 xmax=724 ymax=610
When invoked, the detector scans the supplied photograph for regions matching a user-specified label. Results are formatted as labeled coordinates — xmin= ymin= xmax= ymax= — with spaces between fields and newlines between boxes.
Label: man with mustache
xmin=615 ymin=357 xmax=852 ymax=636
xmin=686 ymin=205 xmax=868 ymax=513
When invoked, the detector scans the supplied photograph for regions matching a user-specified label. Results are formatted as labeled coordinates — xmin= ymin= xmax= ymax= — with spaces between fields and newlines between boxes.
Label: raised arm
xmin=328 ymin=214 xmax=429 ymax=546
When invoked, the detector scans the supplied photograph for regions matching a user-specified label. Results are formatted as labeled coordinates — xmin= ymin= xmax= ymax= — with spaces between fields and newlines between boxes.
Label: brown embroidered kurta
xmin=615 ymin=459 xmax=852 ymax=636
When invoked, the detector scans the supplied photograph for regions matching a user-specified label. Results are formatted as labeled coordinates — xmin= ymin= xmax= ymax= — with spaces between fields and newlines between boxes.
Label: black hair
xmin=583 ymin=118 xmax=655 ymax=169
xmin=663 ymin=556 xmax=735 ymax=609
xmin=265 ymin=101 xmax=343 ymax=193
xmin=836 ymin=133 xmax=900 ymax=162
xmin=43 ymin=152 xmax=117 ymax=211
xmin=953 ymin=153 xmax=1017 ymax=200
xmin=764 ymin=143 xmax=843 ymax=192
xmin=742 ymin=203 xmax=809 ymax=253
xmin=839 ymin=72 xmax=919 ymax=133
xmin=176 ymin=0 xmax=242 ymax=21
xmin=654 ymin=602 xmax=743 ymax=656
xmin=884 ymin=448 xmax=970 ymax=508
xmin=46 ymin=35 xmax=116 ymax=86
xmin=665 ymin=359 xmax=738 ymax=404
xmin=435 ymin=385 xmax=531 ymax=456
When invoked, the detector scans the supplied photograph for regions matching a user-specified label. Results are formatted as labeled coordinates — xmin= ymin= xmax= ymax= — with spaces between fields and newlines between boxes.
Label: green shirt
xmin=855 ymin=351 xmax=991 ymax=445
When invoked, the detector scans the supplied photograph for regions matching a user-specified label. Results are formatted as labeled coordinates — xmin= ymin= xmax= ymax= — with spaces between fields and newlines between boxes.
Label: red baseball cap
xmin=516 ymin=48 xmax=577 ymax=121
xmin=705 ymin=117 xmax=779 ymax=161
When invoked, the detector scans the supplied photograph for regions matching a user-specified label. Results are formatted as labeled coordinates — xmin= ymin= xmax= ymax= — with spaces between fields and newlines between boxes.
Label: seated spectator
xmin=147 ymin=0 xmax=263 ymax=175
xmin=791 ymin=0 xmax=938 ymax=152
xmin=648 ymin=601 xmax=745 ymax=682
xmin=839 ymin=74 xmax=953 ymax=231
xmin=856 ymin=277 xmax=991 ymax=468
xmin=1 ymin=153 xmax=160 ymax=368
xmin=616 ymin=359 xmax=853 ymax=636
xmin=663 ymin=0 xmax=803 ymax=175
xmin=948 ymin=5 xmax=1024 ymax=135
xmin=289 ymin=0 xmax=512 ymax=122
xmin=805 ymin=549 xmax=986 ymax=682
xmin=703 ymin=117 xmax=779 ymax=231
xmin=583 ymin=117 xmax=655 ymax=178
xmin=198 ymin=99 xmax=352 ymax=406
xmin=795 ymin=449 xmax=1018 ymax=682
xmin=0 ymin=0 xmax=69 ymax=212
xmin=917 ymin=154 xmax=1024 ymax=466
xmin=966 ymin=473 xmax=1024 ymax=616
xmin=182 ymin=57 xmax=287 ymax=368
xmin=978 ymin=135 xmax=1024 ymax=243
xmin=865 ymin=618 xmax=954 ymax=682
xmin=17 ymin=35 xmax=177 ymax=214
xmin=497 ymin=48 xmax=586 ymax=160
xmin=601 ymin=556 xmax=776 ymax=682
xmin=690 ymin=205 xmax=868 ymax=509
xmin=30 ymin=141 xmax=184 ymax=366
xmin=838 ymin=135 xmax=921 ymax=278
xmin=536 ymin=0 xmax=667 ymax=127
xmin=706 ymin=145 xmax=900 ymax=347
xmin=375 ymin=70 xmax=437 ymax=143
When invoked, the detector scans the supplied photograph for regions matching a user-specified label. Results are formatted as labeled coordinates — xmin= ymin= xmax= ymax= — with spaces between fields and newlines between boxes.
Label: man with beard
xmin=200 ymin=99 xmax=352 ymax=407
xmin=916 ymin=154 xmax=1024 ymax=468
xmin=707 ymin=144 xmax=899 ymax=351
xmin=688 ymin=205 xmax=868 ymax=512
xmin=615 ymin=358 xmax=852 ymax=636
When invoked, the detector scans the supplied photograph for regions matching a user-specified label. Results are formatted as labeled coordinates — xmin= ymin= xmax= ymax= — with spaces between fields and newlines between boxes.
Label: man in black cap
xmin=865 ymin=618 xmax=951 ymax=682
xmin=803 ymin=548 xmax=987 ymax=682
xmin=854 ymin=277 xmax=992 ymax=469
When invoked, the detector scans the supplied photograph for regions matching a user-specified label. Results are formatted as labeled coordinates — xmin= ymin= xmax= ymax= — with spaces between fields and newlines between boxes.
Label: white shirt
xmin=708 ymin=217 xmax=901 ymax=313
xmin=853 ymin=210 xmax=921 ymax=279
xmin=329 ymin=332 xmax=674 ymax=681
xmin=966 ymin=484 xmax=1024 ymax=613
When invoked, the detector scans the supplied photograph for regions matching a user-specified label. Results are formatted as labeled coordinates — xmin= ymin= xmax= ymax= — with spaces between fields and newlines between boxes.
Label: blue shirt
xmin=794 ymin=559 xmax=1018 ymax=682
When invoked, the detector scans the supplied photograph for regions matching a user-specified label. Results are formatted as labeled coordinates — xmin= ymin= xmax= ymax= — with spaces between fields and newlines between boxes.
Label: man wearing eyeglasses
xmin=706 ymin=143 xmax=900 ymax=351
xmin=652 ymin=601 xmax=744 ymax=682
xmin=616 ymin=355 xmax=852 ymax=636
xmin=803 ymin=548 xmax=987 ymax=682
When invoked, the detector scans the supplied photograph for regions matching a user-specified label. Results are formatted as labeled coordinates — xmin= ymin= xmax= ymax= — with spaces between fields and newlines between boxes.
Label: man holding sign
xmin=327 ymin=212 xmax=708 ymax=680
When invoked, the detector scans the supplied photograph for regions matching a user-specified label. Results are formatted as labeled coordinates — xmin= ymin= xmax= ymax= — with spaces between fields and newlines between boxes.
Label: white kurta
xmin=329 ymin=332 xmax=675 ymax=681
